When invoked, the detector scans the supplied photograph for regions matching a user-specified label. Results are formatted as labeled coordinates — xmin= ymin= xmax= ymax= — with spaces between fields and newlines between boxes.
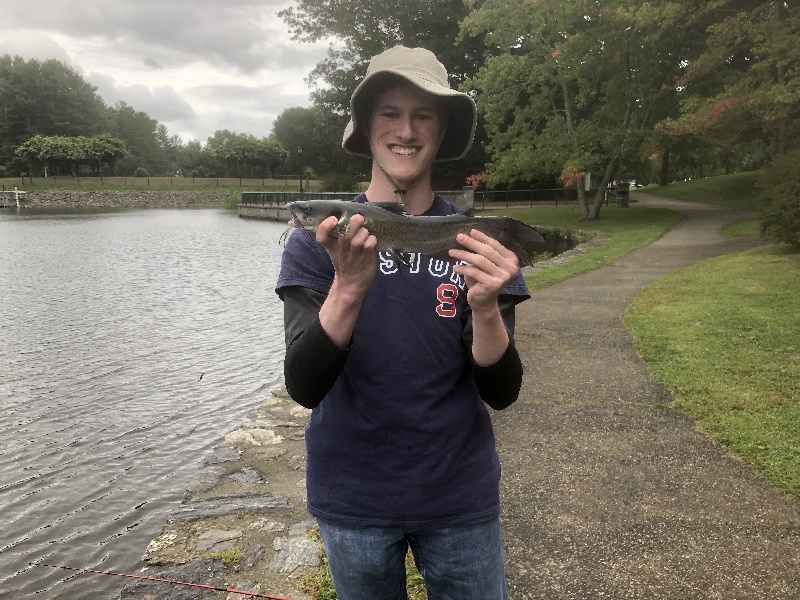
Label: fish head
xmin=286 ymin=200 xmax=345 ymax=231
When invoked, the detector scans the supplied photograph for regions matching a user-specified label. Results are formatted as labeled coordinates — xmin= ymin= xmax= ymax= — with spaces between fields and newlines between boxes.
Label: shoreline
xmin=8 ymin=190 xmax=234 ymax=209
xmin=120 ymin=384 xmax=317 ymax=600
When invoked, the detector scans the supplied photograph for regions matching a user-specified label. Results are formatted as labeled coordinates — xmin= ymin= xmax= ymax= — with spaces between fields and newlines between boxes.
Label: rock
xmin=272 ymin=385 xmax=291 ymax=399
xmin=120 ymin=558 xmax=226 ymax=599
xmin=270 ymin=537 xmax=320 ymax=573
xmin=240 ymin=543 xmax=266 ymax=569
xmin=225 ymin=428 xmax=284 ymax=448
xmin=204 ymin=444 xmax=241 ymax=465
xmin=290 ymin=405 xmax=312 ymax=418
xmin=184 ymin=466 xmax=225 ymax=496
xmin=195 ymin=528 xmax=242 ymax=552
xmin=144 ymin=530 xmax=189 ymax=560
xmin=228 ymin=467 xmax=266 ymax=485
xmin=227 ymin=581 xmax=262 ymax=599
xmin=286 ymin=455 xmax=305 ymax=471
xmin=289 ymin=519 xmax=316 ymax=537
xmin=168 ymin=493 xmax=292 ymax=523
xmin=248 ymin=520 xmax=286 ymax=533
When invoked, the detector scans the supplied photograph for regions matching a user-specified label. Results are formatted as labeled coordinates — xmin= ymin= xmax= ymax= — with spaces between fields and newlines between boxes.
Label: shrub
xmin=133 ymin=167 xmax=149 ymax=177
xmin=759 ymin=152 xmax=800 ymax=249
xmin=318 ymin=172 xmax=361 ymax=193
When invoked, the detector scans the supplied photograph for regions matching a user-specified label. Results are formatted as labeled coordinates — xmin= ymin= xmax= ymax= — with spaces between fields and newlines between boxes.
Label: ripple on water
xmin=0 ymin=209 xmax=288 ymax=599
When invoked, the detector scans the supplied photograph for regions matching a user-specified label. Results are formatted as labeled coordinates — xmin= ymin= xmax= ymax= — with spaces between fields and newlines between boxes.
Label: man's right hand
xmin=316 ymin=213 xmax=378 ymax=349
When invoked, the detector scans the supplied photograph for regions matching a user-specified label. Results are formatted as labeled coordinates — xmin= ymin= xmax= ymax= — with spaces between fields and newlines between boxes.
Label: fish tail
xmin=498 ymin=219 xmax=546 ymax=266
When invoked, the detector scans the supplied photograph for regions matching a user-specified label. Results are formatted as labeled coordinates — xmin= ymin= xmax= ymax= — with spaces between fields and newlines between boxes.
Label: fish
xmin=285 ymin=199 xmax=545 ymax=266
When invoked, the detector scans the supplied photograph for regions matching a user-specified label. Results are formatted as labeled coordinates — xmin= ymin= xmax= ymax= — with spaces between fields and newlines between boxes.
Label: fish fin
xmin=388 ymin=248 xmax=413 ymax=267
xmin=498 ymin=218 xmax=546 ymax=266
xmin=331 ymin=215 xmax=351 ymax=237
xmin=371 ymin=202 xmax=411 ymax=215
xmin=460 ymin=207 xmax=477 ymax=217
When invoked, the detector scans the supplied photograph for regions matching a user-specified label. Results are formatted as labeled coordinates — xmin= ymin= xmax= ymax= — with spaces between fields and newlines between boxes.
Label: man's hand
xmin=449 ymin=229 xmax=518 ymax=367
xmin=317 ymin=213 xmax=379 ymax=298
xmin=449 ymin=229 xmax=518 ymax=314
xmin=316 ymin=213 xmax=378 ymax=349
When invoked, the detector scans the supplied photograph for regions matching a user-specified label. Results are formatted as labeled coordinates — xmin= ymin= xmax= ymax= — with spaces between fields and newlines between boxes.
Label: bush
xmin=318 ymin=171 xmax=361 ymax=192
xmin=133 ymin=167 xmax=149 ymax=177
xmin=759 ymin=152 xmax=800 ymax=248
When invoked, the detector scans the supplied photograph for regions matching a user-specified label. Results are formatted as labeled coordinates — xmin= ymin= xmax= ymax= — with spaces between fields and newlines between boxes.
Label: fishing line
xmin=33 ymin=563 xmax=292 ymax=599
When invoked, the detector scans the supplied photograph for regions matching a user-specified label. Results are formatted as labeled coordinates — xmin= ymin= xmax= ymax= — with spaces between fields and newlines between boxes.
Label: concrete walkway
xmin=498 ymin=193 xmax=800 ymax=599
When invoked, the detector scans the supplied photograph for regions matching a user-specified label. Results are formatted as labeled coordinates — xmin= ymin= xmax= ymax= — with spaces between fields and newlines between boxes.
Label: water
xmin=0 ymin=208 xmax=288 ymax=599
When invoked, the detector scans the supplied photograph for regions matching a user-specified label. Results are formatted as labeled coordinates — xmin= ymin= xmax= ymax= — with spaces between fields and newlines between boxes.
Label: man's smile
xmin=390 ymin=146 xmax=419 ymax=157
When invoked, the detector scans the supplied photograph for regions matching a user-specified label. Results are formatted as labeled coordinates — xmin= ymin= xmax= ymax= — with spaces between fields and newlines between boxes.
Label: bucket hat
xmin=342 ymin=45 xmax=477 ymax=162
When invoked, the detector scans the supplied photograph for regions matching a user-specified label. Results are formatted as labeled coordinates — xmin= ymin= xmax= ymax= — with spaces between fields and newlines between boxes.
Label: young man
xmin=276 ymin=45 xmax=530 ymax=599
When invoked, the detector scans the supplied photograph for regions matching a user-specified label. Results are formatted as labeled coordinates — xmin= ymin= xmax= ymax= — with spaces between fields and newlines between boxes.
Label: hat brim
xmin=342 ymin=69 xmax=476 ymax=162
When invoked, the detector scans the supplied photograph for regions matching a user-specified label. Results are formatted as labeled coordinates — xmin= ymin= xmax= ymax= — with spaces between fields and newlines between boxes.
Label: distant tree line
xmin=0 ymin=56 xmax=297 ymax=181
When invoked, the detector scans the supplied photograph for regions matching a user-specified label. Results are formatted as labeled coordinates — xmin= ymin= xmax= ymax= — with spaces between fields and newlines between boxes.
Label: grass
xmin=625 ymin=245 xmax=800 ymax=500
xmin=202 ymin=545 xmax=242 ymax=568
xmin=484 ymin=205 xmax=685 ymax=290
xmin=643 ymin=171 xmax=763 ymax=210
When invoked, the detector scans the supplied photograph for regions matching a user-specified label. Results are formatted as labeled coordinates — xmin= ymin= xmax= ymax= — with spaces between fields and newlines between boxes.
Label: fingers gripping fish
xmin=284 ymin=200 xmax=546 ymax=267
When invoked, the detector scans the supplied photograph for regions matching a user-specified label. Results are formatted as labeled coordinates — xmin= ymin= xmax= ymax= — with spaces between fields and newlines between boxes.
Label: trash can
xmin=616 ymin=182 xmax=630 ymax=208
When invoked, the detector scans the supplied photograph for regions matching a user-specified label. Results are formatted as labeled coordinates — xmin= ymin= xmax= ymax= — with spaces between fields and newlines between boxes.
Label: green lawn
xmin=643 ymin=171 xmax=763 ymax=210
xmin=626 ymin=245 xmax=800 ymax=500
xmin=500 ymin=175 xmax=800 ymax=503
xmin=486 ymin=205 xmax=685 ymax=290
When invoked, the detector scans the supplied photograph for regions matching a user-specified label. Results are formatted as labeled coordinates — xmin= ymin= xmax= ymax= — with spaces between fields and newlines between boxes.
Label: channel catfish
xmin=285 ymin=199 xmax=545 ymax=266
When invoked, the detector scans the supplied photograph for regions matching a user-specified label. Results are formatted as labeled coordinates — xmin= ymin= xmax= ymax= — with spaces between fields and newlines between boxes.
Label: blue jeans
xmin=316 ymin=517 xmax=508 ymax=600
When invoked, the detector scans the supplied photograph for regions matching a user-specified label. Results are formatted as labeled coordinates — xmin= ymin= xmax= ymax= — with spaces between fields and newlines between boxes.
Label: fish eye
xmin=303 ymin=205 xmax=312 ymax=213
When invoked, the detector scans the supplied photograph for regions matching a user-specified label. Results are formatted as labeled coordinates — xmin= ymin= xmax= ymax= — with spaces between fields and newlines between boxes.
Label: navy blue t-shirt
xmin=276 ymin=195 xmax=530 ymax=529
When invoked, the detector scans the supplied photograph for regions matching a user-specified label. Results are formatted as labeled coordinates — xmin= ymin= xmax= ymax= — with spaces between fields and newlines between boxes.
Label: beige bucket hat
xmin=342 ymin=45 xmax=477 ymax=162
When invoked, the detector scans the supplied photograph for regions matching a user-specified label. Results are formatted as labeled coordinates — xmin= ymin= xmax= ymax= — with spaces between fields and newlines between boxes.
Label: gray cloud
xmin=0 ymin=31 xmax=70 ymax=63
xmin=2 ymin=0 xmax=319 ymax=75
xmin=1 ymin=0 xmax=331 ymax=143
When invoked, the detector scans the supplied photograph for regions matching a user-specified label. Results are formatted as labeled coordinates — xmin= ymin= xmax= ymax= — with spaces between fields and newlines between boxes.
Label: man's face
xmin=368 ymin=84 xmax=445 ymax=190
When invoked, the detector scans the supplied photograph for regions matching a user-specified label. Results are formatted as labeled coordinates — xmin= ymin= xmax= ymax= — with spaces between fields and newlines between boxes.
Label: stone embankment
xmin=121 ymin=385 xmax=318 ymax=600
xmin=19 ymin=190 xmax=233 ymax=209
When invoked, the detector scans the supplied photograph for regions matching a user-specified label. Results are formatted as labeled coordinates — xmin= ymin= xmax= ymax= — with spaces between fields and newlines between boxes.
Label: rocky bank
xmin=120 ymin=385 xmax=319 ymax=600
xmin=20 ymin=190 xmax=234 ymax=209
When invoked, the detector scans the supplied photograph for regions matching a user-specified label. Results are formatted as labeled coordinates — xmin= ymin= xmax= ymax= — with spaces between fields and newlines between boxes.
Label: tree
xmin=15 ymin=133 xmax=127 ymax=176
xmin=272 ymin=105 xmax=363 ymax=178
xmin=460 ymin=0 xmax=718 ymax=219
xmin=0 ymin=55 xmax=110 ymax=172
xmin=279 ymin=0 xmax=488 ymax=184
xmin=759 ymin=150 xmax=800 ymax=248
xmin=659 ymin=0 xmax=800 ymax=170
xmin=280 ymin=0 xmax=484 ymax=115
xmin=209 ymin=131 xmax=289 ymax=178
xmin=109 ymin=102 xmax=165 ymax=176
xmin=87 ymin=134 xmax=128 ymax=175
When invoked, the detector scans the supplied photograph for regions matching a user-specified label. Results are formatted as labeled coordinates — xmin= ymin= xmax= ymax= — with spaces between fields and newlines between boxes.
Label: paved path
xmin=499 ymin=193 xmax=800 ymax=599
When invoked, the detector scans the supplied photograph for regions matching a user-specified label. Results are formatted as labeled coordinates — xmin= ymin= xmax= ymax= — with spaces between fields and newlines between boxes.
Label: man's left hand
xmin=449 ymin=229 xmax=518 ymax=313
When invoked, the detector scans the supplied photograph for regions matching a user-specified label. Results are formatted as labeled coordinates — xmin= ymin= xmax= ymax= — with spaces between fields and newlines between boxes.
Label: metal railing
xmin=475 ymin=188 xmax=611 ymax=208
xmin=240 ymin=191 xmax=357 ymax=205
xmin=241 ymin=188 xmax=614 ymax=208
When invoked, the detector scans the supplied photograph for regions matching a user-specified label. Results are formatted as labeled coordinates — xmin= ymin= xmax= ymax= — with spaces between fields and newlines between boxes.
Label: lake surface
xmin=0 ymin=208 xmax=287 ymax=599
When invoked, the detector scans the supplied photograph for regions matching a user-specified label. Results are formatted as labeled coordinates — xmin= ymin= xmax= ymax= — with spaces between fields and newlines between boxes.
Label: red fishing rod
xmin=34 ymin=563 xmax=293 ymax=599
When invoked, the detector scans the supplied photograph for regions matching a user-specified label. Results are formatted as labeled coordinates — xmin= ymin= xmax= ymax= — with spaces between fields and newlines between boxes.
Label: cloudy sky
xmin=1 ymin=0 xmax=333 ymax=144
